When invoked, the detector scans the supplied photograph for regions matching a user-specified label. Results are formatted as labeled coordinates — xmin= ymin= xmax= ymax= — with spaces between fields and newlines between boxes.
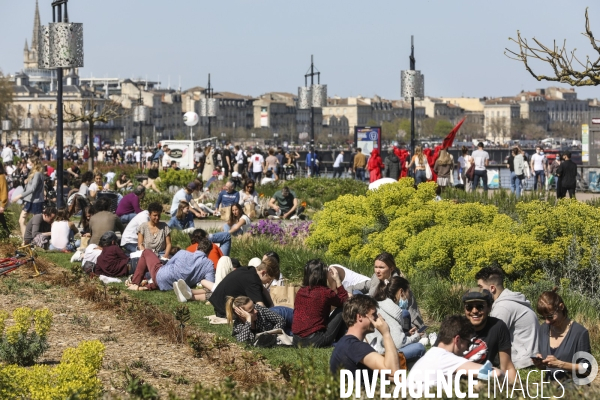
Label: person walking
xmin=353 ymin=148 xmax=367 ymax=182
xmin=384 ymin=149 xmax=400 ymax=181
xmin=407 ymin=146 xmax=428 ymax=186
xmin=458 ymin=146 xmax=473 ymax=191
xmin=434 ymin=150 xmax=453 ymax=190
xmin=530 ymin=146 xmax=547 ymax=192
xmin=332 ymin=151 xmax=344 ymax=178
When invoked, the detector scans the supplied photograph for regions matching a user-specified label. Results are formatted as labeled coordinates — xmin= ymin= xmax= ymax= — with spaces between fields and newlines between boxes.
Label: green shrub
xmin=157 ymin=169 xmax=198 ymax=191
xmin=0 ymin=340 xmax=105 ymax=400
xmin=140 ymin=191 xmax=172 ymax=210
xmin=0 ymin=308 xmax=52 ymax=367
xmin=257 ymin=177 xmax=368 ymax=209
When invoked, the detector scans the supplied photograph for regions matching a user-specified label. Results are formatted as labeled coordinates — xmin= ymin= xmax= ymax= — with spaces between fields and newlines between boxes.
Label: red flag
xmin=441 ymin=117 xmax=466 ymax=149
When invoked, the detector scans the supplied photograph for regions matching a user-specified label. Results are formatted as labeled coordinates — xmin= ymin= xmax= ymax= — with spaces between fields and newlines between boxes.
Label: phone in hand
xmin=417 ymin=325 xmax=428 ymax=334
xmin=530 ymin=356 xmax=544 ymax=361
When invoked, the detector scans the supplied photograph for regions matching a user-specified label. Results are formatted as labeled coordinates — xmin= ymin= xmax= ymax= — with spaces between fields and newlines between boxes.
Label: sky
xmin=1 ymin=0 xmax=600 ymax=100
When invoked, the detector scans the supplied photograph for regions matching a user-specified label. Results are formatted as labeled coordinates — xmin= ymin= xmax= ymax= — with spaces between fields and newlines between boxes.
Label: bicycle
xmin=0 ymin=244 xmax=43 ymax=278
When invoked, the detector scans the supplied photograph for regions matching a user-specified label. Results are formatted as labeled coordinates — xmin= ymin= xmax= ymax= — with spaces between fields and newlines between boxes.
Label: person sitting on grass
xmin=48 ymin=208 xmax=80 ymax=252
xmin=214 ymin=181 xmax=240 ymax=217
xmin=260 ymin=170 xmax=276 ymax=185
xmin=225 ymin=295 xmax=286 ymax=343
xmin=115 ymin=173 xmax=133 ymax=191
xmin=209 ymin=258 xmax=281 ymax=318
xmin=408 ymin=315 xmax=504 ymax=393
xmin=126 ymin=237 xmax=214 ymax=292
xmin=170 ymin=182 xmax=206 ymax=223
xmin=88 ymin=197 xmax=124 ymax=245
xmin=292 ymin=259 xmax=348 ymax=348
xmin=532 ymin=288 xmax=593 ymax=382
xmin=266 ymin=186 xmax=304 ymax=220
xmin=115 ymin=185 xmax=145 ymax=224
xmin=120 ymin=208 xmax=149 ymax=255
xmin=330 ymin=295 xmax=401 ymax=375
xmin=168 ymin=200 xmax=195 ymax=231
xmin=94 ymin=231 xmax=135 ymax=278
xmin=224 ymin=203 xmax=251 ymax=236
xmin=23 ymin=206 xmax=57 ymax=248
xmin=366 ymin=276 xmax=426 ymax=363
xmin=186 ymin=228 xmax=222 ymax=268
xmin=137 ymin=201 xmax=171 ymax=258
xmin=88 ymin=172 xmax=105 ymax=200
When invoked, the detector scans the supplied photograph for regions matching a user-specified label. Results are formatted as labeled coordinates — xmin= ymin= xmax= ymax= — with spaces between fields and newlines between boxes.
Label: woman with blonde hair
xmin=12 ymin=158 xmax=45 ymax=238
xmin=458 ymin=146 xmax=473 ymax=191
xmin=225 ymin=295 xmax=285 ymax=342
xmin=407 ymin=146 xmax=428 ymax=185
xmin=168 ymin=200 xmax=195 ymax=231
xmin=434 ymin=149 xmax=454 ymax=189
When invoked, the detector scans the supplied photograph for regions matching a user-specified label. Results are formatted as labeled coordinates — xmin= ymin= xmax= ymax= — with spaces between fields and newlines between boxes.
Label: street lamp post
xmin=38 ymin=0 xmax=84 ymax=208
xmin=199 ymin=74 xmax=218 ymax=138
xmin=298 ymin=55 xmax=326 ymax=147
xmin=401 ymin=36 xmax=424 ymax=159
xmin=1 ymin=109 xmax=11 ymax=146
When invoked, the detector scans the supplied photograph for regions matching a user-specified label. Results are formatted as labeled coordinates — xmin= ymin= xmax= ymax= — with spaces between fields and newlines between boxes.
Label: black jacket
xmin=556 ymin=159 xmax=577 ymax=188
xmin=384 ymin=153 xmax=400 ymax=180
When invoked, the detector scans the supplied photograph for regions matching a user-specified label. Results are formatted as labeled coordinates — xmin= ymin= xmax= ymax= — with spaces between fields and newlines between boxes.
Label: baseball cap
xmin=462 ymin=288 xmax=492 ymax=304
xmin=248 ymin=257 xmax=262 ymax=268
xmin=186 ymin=182 xmax=197 ymax=191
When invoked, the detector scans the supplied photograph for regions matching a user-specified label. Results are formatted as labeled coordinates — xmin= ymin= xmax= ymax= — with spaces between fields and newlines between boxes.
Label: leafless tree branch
xmin=505 ymin=8 xmax=600 ymax=86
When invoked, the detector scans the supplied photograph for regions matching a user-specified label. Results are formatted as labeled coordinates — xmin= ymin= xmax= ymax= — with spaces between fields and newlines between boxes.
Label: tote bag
xmin=270 ymin=281 xmax=301 ymax=309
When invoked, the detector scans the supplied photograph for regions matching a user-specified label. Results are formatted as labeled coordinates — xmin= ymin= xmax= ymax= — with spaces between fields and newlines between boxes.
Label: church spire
xmin=31 ymin=0 xmax=41 ymax=50
xmin=24 ymin=39 xmax=29 ymax=51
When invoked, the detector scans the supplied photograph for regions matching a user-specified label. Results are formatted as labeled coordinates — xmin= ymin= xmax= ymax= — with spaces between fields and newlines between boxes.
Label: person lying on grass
xmin=126 ymin=237 xmax=214 ymax=292
xmin=225 ymin=295 xmax=286 ymax=343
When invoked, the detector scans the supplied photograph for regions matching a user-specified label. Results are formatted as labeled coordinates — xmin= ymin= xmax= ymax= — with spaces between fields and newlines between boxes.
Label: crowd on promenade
xmin=0 ymin=139 xmax=592 ymax=392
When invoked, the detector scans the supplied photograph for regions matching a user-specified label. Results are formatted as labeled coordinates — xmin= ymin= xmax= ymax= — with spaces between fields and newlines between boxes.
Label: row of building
xmin=4 ymin=1 xmax=597 ymax=147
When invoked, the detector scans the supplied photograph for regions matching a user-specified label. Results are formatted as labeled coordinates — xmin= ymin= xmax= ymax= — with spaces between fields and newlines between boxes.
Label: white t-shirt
xmin=50 ymin=221 xmax=71 ymax=250
xmin=162 ymin=153 xmax=172 ymax=168
xmin=134 ymin=151 xmax=141 ymax=162
xmin=252 ymin=154 xmax=264 ymax=173
xmin=236 ymin=150 xmax=245 ymax=164
xmin=238 ymin=215 xmax=252 ymax=234
xmin=1 ymin=148 xmax=13 ymax=163
xmin=531 ymin=153 xmax=546 ymax=171
xmin=125 ymin=150 xmax=134 ymax=161
xmin=471 ymin=149 xmax=489 ymax=171
xmin=145 ymin=151 xmax=153 ymax=161
xmin=121 ymin=210 xmax=150 ymax=246
xmin=83 ymin=244 xmax=102 ymax=264
xmin=89 ymin=182 xmax=100 ymax=193
xmin=407 ymin=347 xmax=470 ymax=393
xmin=329 ymin=264 xmax=370 ymax=288
xmin=333 ymin=154 xmax=344 ymax=168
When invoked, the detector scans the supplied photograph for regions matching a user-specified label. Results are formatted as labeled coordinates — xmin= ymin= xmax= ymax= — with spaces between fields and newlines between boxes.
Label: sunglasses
xmin=543 ymin=312 xmax=557 ymax=320
xmin=465 ymin=303 xmax=486 ymax=312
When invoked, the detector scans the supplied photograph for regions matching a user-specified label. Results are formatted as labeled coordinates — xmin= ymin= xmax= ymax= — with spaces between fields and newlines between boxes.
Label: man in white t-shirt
xmin=120 ymin=210 xmax=150 ymax=254
xmin=251 ymin=151 xmax=265 ymax=183
xmin=471 ymin=142 xmax=489 ymax=191
xmin=408 ymin=315 xmax=502 ymax=395
xmin=134 ymin=148 xmax=141 ymax=168
xmin=1 ymin=144 xmax=14 ymax=164
xmin=530 ymin=146 xmax=547 ymax=192
xmin=162 ymin=147 xmax=172 ymax=170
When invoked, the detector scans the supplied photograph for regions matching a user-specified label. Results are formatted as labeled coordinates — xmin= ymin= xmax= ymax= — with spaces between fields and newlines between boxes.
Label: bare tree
xmin=506 ymin=8 xmax=600 ymax=86
xmin=488 ymin=117 xmax=508 ymax=143
xmin=40 ymin=96 xmax=125 ymax=170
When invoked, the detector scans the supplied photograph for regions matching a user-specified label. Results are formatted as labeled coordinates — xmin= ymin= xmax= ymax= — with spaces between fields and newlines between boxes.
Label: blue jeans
xmin=355 ymin=168 xmax=365 ymax=182
xmin=473 ymin=169 xmax=488 ymax=191
xmin=510 ymin=172 xmax=523 ymax=199
xmin=415 ymin=170 xmax=427 ymax=185
xmin=169 ymin=212 xmax=194 ymax=230
xmin=168 ymin=216 xmax=194 ymax=230
xmin=534 ymin=170 xmax=545 ymax=191
xmin=49 ymin=239 xmax=80 ymax=252
xmin=119 ymin=213 xmax=137 ymax=224
xmin=122 ymin=242 xmax=138 ymax=255
xmin=208 ymin=232 xmax=231 ymax=256
xmin=400 ymin=342 xmax=426 ymax=362
xmin=270 ymin=306 xmax=294 ymax=335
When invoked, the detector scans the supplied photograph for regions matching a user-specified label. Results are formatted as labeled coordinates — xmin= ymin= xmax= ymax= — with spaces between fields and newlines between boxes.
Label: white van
xmin=159 ymin=139 xmax=214 ymax=170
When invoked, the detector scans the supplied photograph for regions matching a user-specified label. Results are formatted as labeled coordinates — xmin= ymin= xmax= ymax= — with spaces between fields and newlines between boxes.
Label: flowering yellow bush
xmin=0 ymin=340 xmax=105 ymax=400
xmin=308 ymin=179 xmax=600 ymax=288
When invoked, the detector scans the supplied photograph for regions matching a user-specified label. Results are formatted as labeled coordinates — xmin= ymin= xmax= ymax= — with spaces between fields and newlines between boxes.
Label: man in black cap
xmin=462 ymin=288 xmax=517 ymax=383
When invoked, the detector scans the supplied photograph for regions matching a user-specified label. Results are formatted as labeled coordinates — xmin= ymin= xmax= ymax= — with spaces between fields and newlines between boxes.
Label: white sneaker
xmin=290 ymin=215 xmax=299 ymax=220
xmin=177 ymin=279 xmax=192 ymax=300
xmin=268 ymin=215 xmax=280 ymax=220
xmin=173 ymin=281 xmax=188 ymax=303
xmin=183 ymin=227 xmax=196 ymax=234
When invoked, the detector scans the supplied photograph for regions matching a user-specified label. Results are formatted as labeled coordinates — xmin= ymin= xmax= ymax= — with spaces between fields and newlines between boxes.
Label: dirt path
xmin=0 ymin=249 xmax=282 ymax=398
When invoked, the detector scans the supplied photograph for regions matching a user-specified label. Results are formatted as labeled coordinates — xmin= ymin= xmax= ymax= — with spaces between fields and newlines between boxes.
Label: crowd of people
xmin=0 ymin=139 xmax=592 ymax=392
